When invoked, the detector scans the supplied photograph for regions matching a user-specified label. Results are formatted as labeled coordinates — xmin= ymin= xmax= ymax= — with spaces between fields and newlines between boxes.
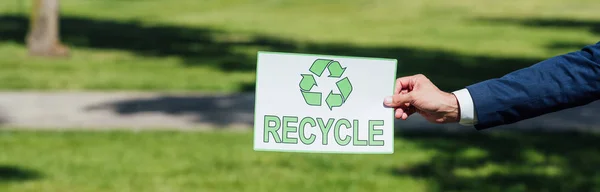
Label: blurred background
xmin=1 ymin=0 xmax=600 ymax=191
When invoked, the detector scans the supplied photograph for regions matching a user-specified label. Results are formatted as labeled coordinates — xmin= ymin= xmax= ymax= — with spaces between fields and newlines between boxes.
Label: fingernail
xmin=384 ymin=96 xmax=392 ymax=104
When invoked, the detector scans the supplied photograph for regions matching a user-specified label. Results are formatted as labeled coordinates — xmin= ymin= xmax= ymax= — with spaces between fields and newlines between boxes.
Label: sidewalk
xmin=1 ymin=91 xmax=599 ymax=132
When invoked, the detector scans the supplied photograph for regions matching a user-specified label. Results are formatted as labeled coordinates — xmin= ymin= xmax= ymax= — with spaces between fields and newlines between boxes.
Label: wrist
xmin=444 ymin=92 xmax=460 ymax=123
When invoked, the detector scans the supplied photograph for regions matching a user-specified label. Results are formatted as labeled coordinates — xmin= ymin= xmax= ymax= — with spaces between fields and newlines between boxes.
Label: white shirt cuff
xmin=452 ymin=88 xmax=478 ymax=126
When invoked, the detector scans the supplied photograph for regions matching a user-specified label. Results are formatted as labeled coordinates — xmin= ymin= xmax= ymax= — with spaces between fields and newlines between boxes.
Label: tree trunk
xmin=26 ymin=0 xmax=69 ymax=57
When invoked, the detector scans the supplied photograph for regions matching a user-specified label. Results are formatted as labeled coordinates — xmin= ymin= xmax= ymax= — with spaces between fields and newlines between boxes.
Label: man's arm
xmin=465 ymin=41 xmax=600 ymax=130
xmin=384 ymin=41 xmax=600 ymax=130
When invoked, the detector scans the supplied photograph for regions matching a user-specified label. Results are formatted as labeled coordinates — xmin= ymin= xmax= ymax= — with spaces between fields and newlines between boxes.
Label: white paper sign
xmin=253 ymin=52 xmax=397 ymax=154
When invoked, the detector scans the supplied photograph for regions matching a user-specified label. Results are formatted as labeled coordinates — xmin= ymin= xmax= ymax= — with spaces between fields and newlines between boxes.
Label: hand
xmin=383 ymin=74 xmax=460 ymax=123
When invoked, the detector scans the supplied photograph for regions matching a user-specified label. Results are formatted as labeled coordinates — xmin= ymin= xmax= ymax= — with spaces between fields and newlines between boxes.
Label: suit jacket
xmin=466 ymin=41 xmax=600 ymax=130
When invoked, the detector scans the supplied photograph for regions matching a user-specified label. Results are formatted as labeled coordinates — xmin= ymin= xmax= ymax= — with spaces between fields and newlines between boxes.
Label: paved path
xmin=1 ymin=91 xmax=600 ymax=132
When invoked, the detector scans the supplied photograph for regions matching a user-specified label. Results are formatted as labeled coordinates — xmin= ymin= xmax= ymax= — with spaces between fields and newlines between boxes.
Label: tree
xmin=26 ymin=0 xmax=69 ymax=57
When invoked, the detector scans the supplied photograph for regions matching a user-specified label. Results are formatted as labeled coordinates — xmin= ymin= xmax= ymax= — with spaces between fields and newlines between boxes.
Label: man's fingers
xmin=395 ymin=108 xmax=403 ymax=119
xmin=395 ymin=108 xmax=409 ymax=120
xmin=394 ymin=76 xmax=413 ymax=94
xmin=384 ymin=93 xmax=414 ymax=107
xmin=395 ymin=106 xmax=417 ymax=120
xmin=394 ymin=74 xmax=422 ymax=94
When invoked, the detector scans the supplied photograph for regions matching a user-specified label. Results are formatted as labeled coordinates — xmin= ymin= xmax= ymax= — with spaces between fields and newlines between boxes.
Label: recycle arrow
xmin=302 ymin=91 xmax=322 ymax=106
xmin=309 ymin=59 xmax=331 ymax=77
xmin=327 ymin=61 xmax=346 ymax=78
xmin=336 ymin=77 xmax=353 ymax=101
xmin=299 ymin=74 xmax=317 ymax=91
xmin=325 ymin=91 xmax=343 ymax=110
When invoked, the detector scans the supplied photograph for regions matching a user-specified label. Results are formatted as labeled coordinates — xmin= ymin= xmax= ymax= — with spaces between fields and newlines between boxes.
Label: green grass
xmin=1 ymin=0 xmax=600 ymax=91
xmin=1 ymin=130 xmax=600 ymax=192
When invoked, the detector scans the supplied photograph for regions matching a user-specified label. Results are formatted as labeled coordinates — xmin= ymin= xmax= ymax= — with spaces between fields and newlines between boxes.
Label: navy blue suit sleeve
xmin=466 ymin=41 xmax=600 ymax=130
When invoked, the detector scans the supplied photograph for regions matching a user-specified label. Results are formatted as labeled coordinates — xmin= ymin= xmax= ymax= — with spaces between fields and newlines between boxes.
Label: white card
xmin=253 ymin=51 xmax=397 ymax=154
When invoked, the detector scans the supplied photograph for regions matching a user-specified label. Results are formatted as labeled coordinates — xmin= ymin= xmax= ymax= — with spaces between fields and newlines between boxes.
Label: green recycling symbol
xmin=299 ymin=59 xmax=353 ymax=110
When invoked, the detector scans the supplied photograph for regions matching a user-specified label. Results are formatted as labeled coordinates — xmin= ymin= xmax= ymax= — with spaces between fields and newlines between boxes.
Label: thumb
xmin=384 ymin=93 xmax=414 ymax=108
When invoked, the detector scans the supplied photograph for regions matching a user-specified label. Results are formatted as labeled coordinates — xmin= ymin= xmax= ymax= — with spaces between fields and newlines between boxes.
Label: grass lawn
xmin=0 ymin=0 xmax=599 ymax=92
xmin=1 ymin=130 xmax=600 ymax=192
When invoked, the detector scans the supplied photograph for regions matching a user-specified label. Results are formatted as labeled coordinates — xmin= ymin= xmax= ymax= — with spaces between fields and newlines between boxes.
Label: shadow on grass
xmin=475 ymin=17 xmax=600 ymax=34
xmin=392 ymin=131 xmax=600 ymax=192
xmin=0 ymin=165 xmax=42 ymax=182
xmin=0 ymin=14 xmax=546 ymax=92
xmin=474 ymin=17 xmax=600 ymax=52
